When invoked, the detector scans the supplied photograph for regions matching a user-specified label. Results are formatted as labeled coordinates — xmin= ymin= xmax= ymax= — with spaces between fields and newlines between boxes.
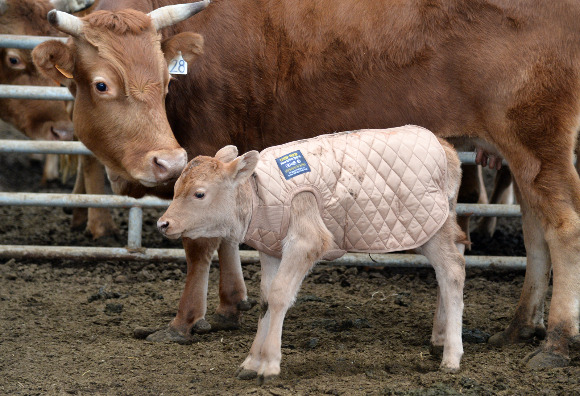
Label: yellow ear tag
xmin=55 ymin=64 xmax=73 ymax=79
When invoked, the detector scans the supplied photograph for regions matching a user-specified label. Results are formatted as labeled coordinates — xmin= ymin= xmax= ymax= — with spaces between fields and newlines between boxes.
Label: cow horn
xmin=47 ymin=9 xmax=83 ymax=37
xmin=148 ymin=0 xmax=210 ymax=31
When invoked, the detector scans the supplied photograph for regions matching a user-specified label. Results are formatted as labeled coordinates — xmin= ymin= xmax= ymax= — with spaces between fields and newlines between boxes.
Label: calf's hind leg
xmin=417 ymin=218 xmax=466 ymax=372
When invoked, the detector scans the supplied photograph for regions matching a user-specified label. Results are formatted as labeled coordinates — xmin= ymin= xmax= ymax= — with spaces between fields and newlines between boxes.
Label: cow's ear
xmin=215 ymin=145 xmax=239 ymax=162
xmin=32 ymin=40 xmax=75 ymax=86
xmin=161 ymin=32 xmax=203 ymax=64
xmin=228 ymin=151 xmax=259 ymax=184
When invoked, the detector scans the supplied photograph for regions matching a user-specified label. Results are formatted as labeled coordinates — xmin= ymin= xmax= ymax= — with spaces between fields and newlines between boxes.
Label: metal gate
xmin=0 ymin=34 xmax=526 ymax=269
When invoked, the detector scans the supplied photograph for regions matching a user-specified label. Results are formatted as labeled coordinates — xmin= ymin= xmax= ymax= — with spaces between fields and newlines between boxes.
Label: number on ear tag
xmin=168 ymin=51 xmax=188 ymax=75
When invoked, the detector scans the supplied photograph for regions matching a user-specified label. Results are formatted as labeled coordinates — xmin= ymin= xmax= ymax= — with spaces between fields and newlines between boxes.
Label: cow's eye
xmin=194 ymin=191 xmax=205 ymax=199
xmin=9 ymin=57 xmax=20 ymax=65
xmin=95 ymin=82 xmax=108 ymax=92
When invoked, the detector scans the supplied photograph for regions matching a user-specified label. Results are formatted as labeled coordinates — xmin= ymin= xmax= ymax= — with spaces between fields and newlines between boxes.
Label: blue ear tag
xmin=275 ymin=150 xmax=311 ymax=180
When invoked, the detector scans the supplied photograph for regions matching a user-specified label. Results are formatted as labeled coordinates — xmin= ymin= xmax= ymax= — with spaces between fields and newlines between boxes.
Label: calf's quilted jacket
xmin=243 ymin=125 xmax=450 ymax=260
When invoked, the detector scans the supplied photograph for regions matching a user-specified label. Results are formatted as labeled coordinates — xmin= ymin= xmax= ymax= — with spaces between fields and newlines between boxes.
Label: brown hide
xmin=38 ymin=0 xmax=579 ymax=200
xmin=0 ymin=0 xmax=73 ymax=141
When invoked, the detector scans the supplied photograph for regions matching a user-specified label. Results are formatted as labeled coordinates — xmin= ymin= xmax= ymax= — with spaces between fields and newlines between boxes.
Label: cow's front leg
xmin=488 ymin=182 xmax=550 ymax=346
xmin=209 ymin=238 xmax=256 ymax=330
xmin=83 ymin=155 xmax=118 ymax=239
xmin=146 ymin=237 xmax=219 ymax=343
xmin=70 ymin=155 xmax=118 ymax=239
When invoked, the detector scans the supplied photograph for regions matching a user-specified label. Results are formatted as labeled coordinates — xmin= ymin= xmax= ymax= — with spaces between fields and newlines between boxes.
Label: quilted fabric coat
xmin=243 ymin=125 xmax=450 ymax=260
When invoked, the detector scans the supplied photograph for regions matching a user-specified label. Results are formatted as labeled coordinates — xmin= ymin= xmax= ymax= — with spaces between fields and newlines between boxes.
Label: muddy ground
xmin=1 ymin=125 xmax=579 ymax=395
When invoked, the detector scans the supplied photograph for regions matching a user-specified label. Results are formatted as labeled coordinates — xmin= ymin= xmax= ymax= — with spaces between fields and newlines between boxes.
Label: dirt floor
xmin=1 ymin=125 xmax=579 ymax=395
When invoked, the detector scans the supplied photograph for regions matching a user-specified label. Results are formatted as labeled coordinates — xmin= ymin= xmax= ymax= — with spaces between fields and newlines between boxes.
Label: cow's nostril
xmin=157 ymin=220 xmax=170 ymax=233
xmin=153 ymin=157 xmax=169 ymax=176
xmin=50 ymin=126 xmax=74 ymax=141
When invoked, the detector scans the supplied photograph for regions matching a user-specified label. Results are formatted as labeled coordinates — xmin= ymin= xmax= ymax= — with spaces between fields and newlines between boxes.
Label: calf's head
xmin=158 ymin=146 xmax=259 ymax=240
xmin=32 ymin=1 xmax=208 ymax=187
xmin=0 ymin=0 xmax=73 ymax=141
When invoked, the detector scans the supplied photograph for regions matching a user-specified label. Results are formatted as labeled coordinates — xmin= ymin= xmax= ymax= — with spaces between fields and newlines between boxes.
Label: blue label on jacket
xmin=275 ymin=150 xmax=311 ymax=180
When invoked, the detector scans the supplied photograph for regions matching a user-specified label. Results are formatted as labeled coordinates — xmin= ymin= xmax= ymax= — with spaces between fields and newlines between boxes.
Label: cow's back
xmin=155 ymin=0 xmax=580 ymax=158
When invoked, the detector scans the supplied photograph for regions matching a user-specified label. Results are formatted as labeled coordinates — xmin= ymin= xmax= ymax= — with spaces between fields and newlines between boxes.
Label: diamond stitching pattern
xmin=244 ymin=126 xmax=449 ymax=257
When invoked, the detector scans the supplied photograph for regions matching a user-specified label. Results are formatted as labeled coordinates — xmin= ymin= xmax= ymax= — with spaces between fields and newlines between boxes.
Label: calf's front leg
xmin=237 ymin=192 xmax=332 ymax=383
xmin=147 ymin=237 xmax=253 ymax=343
xmin=147 ymin=237 xmax=218 ymax=343
xmin=237 ymin=253 xmax=281 ymax=380
xmin=210 ymin=238 xmax=255 ymax=330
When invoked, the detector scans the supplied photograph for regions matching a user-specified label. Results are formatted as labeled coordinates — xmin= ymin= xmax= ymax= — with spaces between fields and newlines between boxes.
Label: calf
xmin=158 ymin=126 xmax=466 ymax=381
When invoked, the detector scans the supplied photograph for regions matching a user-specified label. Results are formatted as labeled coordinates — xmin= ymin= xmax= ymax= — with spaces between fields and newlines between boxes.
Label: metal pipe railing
xmin=0 ymin=140 xmax=92 ymax=155
xmin=0 ymin=34 xmax=67 ymax=49
xmin=0 ymin=85 xmax=74 ymax=101
xmin=0 ymin=246 xmax=526 ymax=270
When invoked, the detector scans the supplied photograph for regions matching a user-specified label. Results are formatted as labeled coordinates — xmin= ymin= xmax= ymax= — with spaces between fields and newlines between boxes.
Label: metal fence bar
xmin=0 ymin=191 xmax=522 ymax=217
xmin=0 ymin=85 xmax=74 ymax=101
xmin=0 ymin=140 xmax=91 ymax=155
xmin=0 ymin=246 xmax=526 ymax=269
xmin=128 ymin=207 xmax=143 ymax=249
xmin=0 ymin=192 xmax=170 ymax=208
xmin=0 ymin=34 xmax=67 ymax=49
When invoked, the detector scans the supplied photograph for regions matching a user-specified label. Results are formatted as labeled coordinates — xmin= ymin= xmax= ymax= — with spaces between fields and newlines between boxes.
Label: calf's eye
xmin=194 ymin=192 xmax=205 ymax=199
xmin=9 ymin=57 xmax=20 ymax=65
xmin=95 ymin=82 xmax=108 ymax=92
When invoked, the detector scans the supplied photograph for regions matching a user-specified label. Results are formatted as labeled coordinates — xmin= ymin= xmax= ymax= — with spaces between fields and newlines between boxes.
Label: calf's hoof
xmin=133 ymin=326 xmax=164 ymax=339
xmin=488 ymin=326 xmax=546 ymax=346
xmin=523 ymin=349 xmax=570 ymax=369
xmin=208 ymin=313 xmax=241 ymax=331
xmin=238 ymin=298 xmax=258 ymax=311
xmin=236 ymin=368 xmax=257 ymax=380
xmin=257 ymin=374 xmax=279 ymax=386
xmin=192 ymin=318 xmax=212 ymax=334
xmin=145 ymin=327 xmax=193 ymax=345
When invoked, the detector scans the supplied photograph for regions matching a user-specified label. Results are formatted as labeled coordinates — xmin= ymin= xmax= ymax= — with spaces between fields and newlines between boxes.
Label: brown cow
xmin=0 ymin=0 xmax=74 ymax=142
xmin=0 ymin=0 xmax=75 ymax=183
xmin=33 ymin=0 xmax=580 ymax=369
xmin=0 ymin=0 xmax=115 ymax=235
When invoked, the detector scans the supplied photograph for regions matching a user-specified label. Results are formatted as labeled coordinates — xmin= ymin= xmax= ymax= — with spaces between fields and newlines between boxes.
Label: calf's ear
xmin=161 ymin=32 xmax=204 ymax=64
xmin=228 ymin=151 xmax=260 ymax=184
xmin=32 ymin=40 xmax=75 ymax=87
xmin=215 ymin=145 xmax=239 ymax=162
